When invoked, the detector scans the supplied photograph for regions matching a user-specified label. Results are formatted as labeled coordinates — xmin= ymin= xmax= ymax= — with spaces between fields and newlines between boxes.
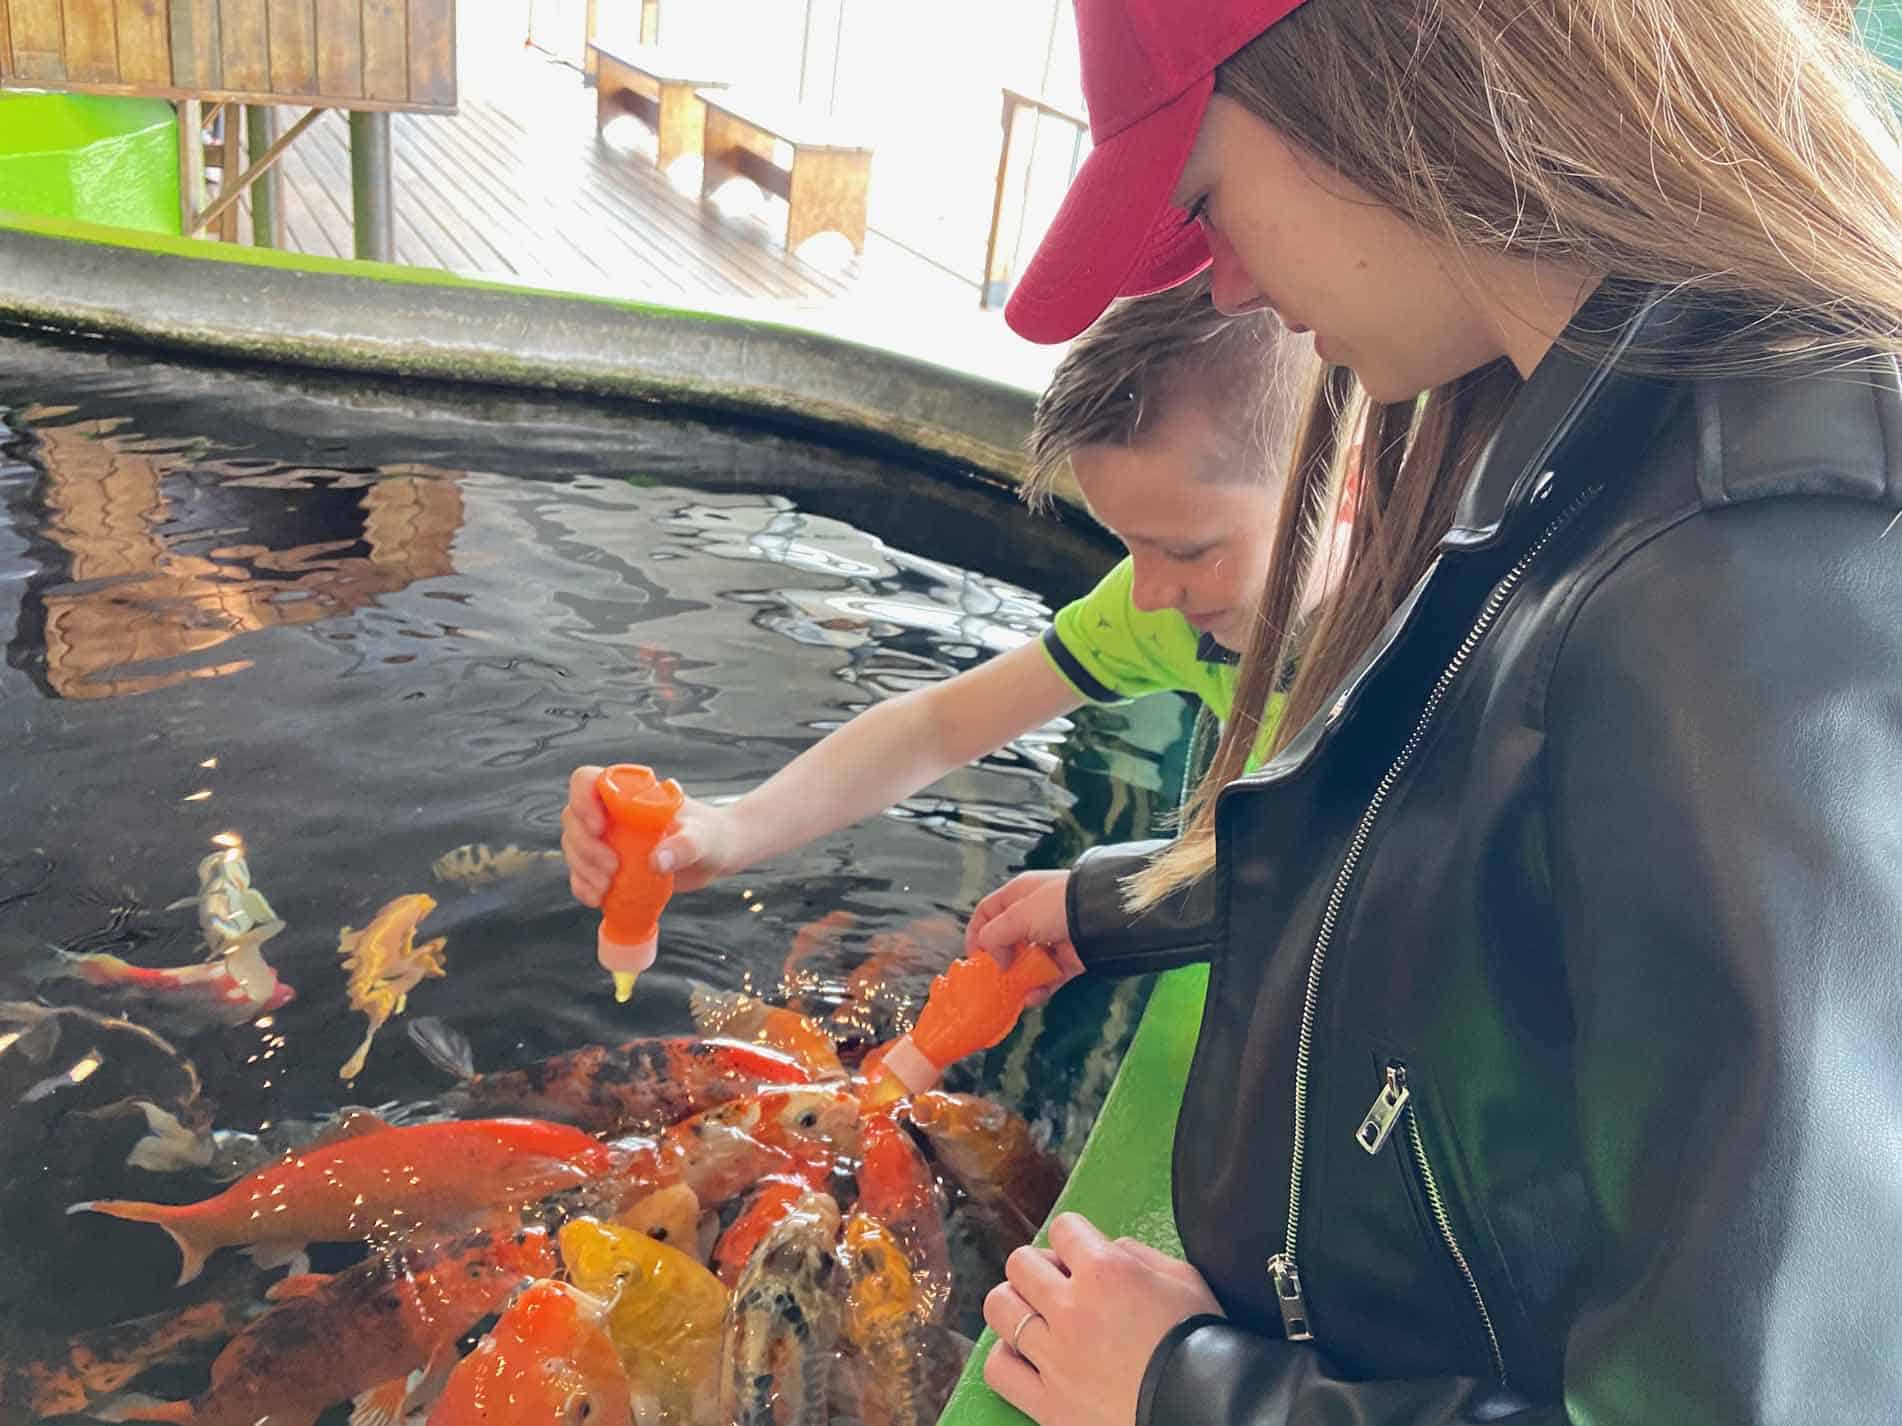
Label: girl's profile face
xmin=1173 ymin=96 xmax=1513 ymax=402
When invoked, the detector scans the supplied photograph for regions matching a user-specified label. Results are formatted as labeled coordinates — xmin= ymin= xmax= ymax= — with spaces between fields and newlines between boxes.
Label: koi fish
xmin=98 ymin=1224 xmax=556 ymax=1426
xmin=560 ymin=1217 xmax=728 ymax=1425
xmin=427 ymin=1279 xmax=631 ymax=1426
xmin=71 ymin=1117 xmax=614 ymax=1284
xmin=0 ymin=1001 xmax=212 ymax=1171
xmin=0 ymin=1297 xmax=257 ymax=1420
xmin=779 ymin=909 xmax=857 ymax=1015
xmin=165 ymin=849 xmax=285 ymax=957
xmin=576 ymin=1086 xmax=862 ymax=1223
xmin=712 ymin=1177 xmax=811 ymax=1289
xmin=430 ymin=843 xmax=564 ymax=890
xmin=832 ymin=917 xmax=963 ymax=1043
xmin=408 ymin=1017 xmax=815 ymax=1134
xmin=856 ymin=1107 xmax=952 ymax=1322
xmin=610 ymin=1180 xmax=706 ymax=1261
xmin=689 ymin=985 xmax=846 ymax=1079
xmin=840 ymin=1211 xmax=931 ymax=1426
xmin=338 ymin=894 xmax=447 ymax=1081
xmin=54 ymin=937 xmax=295 ymax=1027
xmin=905 ymin=1092 xmax=1065 ymax=1241
xmin=719 ymin=1190 xmax=843 ymax=1426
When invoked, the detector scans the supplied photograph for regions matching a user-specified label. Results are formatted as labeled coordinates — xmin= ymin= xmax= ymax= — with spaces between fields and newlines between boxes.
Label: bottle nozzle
xmin=598 ymin=928 xmax=658 ymax=1005
xmin=611 ymin=971 xmax=640 ymax=1003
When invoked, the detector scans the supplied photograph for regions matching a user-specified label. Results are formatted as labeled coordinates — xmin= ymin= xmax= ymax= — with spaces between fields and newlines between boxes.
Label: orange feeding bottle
xmin=594 ymin=764 xmax=685 ymax=1003
xmin=860 ymin=943 xmax=1064 ymax=1105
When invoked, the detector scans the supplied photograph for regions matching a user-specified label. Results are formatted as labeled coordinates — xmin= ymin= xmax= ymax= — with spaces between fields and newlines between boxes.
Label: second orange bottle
xmin=595 ymin=764 xmax=685 ymax=1002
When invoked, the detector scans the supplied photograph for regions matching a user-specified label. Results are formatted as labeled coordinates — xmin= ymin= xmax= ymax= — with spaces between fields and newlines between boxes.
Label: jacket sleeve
xmin=1135 ymin=497 xmax=1902 ymax=1425
xmin=1066 ymin=839 xmax=1222 ymax=977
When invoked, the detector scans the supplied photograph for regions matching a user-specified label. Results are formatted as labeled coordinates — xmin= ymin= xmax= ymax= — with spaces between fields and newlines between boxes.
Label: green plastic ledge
xmin=0 ymin=92 xmax=179 ymax=234
xmin=939 ymin=964 xmax=1208 ymax=1426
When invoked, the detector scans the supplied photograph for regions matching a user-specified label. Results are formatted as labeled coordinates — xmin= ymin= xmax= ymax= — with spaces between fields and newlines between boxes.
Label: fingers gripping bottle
xmin=860 ymin=943 xmax=1064 ymax=1106
xmin=595 ymin=764 xmax=685 ymax=1003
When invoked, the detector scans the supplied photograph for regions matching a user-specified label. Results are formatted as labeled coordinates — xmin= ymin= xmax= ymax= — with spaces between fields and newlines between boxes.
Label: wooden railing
xmin=981 ymin=85 xmax=1087 ymax=310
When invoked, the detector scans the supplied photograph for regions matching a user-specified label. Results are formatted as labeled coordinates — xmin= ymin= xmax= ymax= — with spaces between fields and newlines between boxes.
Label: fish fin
xmin=401 ymin=1341 xmax=461 ymax=1419
xmin=3 ymin=1008 xmax=61 ymax=1062
xmin=163 ymin=895 xmax=198 ymax=913
xmin=406 ymin=1016 xmax=476 ymax=1082
xmin=246 ymin=1241 xmax=310 ymax=1275
xmin=265 ymin=1272 xmax=329 ymax=1302
xmin=93 ymin=1393 xmax=195 ymax=1423
xmin=688 ymin=985 xmax=748 ymax=1036
xmin=309 ymin=1106 xmax=394 ymax=1147
xmin=66 ymin=1200 xmax=212 ymax=1286
xmin=349 ymin=1376 xmax=412 ymax=1426
xmin=125 ymin=1101 xmax=213 ymax=1173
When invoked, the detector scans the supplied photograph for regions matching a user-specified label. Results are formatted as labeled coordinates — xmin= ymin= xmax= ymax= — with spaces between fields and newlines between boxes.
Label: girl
xmin=967 ymin=1 xmax=1902 ymax=1423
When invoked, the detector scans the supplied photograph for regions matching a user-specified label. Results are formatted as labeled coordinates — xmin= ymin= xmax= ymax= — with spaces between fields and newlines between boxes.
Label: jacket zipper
xmin=1358 ymin=1062 xmax=1509 ymax=1384
xmin=1267 ymin=481 xmax=1600 ymax=1351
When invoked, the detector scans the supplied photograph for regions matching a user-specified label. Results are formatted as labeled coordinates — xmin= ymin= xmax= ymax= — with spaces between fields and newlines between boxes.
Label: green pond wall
xmin=0 ymin=92 xmax=178 ymax=234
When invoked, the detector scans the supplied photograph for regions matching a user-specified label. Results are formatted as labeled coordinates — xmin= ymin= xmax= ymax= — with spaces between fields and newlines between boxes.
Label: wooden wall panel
xmin=10 ymin=0 xmax=66 ymax=81
xmin=115 ymin=0 xmax=173 ymax=85
xmin=169 ymin=0 xmax=219 ymax=88
xmin=405 ymin=0 xmax=449 ymax=107
xmin=359 ymin=0 xmax=405 ymax=103
xmin=217 ymin=0 xmax=268 ymax=92
xmin=313 ymin=0 xmax=360 ymax=97
xmin=266 ymin=0 xmax=313 ymax=93
xmin=0 ymin=0 xmax=15 ymax=77
xmin=62 ymin=0 xmax=119 ymax=81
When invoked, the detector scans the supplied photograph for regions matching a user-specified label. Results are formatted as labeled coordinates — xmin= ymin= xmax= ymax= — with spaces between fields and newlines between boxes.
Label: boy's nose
xmin=1130 ymin=565 xmax=1184 ymax=613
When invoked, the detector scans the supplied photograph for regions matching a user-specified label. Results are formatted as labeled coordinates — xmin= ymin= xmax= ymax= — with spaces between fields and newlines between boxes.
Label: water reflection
xmin=8 ymin=412 xmax=464 ymax=700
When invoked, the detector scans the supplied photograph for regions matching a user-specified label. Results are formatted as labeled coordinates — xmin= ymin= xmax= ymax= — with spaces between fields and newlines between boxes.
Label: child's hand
xmin=561 ymin=768 xmax=738 ymax=905
xmin=965 ymin=871 xmax=1084 ymax=1006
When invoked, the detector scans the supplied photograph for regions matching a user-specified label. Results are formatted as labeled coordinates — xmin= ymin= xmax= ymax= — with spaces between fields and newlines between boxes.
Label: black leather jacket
xmin=1066 ymin=290 xmax=1902 ymax=1425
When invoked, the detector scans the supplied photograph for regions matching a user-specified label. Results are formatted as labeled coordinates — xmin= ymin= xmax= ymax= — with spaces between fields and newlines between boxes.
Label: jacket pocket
xmin=1356 ymin=1057 xmax=1509 ymax=1385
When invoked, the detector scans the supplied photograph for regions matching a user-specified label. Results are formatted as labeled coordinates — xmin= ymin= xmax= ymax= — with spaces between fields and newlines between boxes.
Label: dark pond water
xmin=0 ymin=331 xmax=1191 ymax=1412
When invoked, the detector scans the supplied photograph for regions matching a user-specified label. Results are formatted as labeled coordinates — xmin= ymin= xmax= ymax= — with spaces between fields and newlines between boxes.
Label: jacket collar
xmin=1442 ymin=283 xmax=1696 ymax=551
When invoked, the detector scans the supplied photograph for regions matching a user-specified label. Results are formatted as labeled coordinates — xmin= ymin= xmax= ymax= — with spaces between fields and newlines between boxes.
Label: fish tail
xmin=93 ymin=1392 xmax=194 ymax=1423
xmin=406 ymin=1016 xmax=476 ymax=1083
xmin=43 ymin=949 xmax=131 ymax=986
xmin=68 ymin=1201 xmax=213 ymax=1286
xmin=124 ymin=1102 xmax=213 ymax=1174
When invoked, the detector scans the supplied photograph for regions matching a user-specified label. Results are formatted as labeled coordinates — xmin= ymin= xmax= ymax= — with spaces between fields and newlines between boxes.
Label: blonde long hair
xmin=1129 ymin=0 xmax=1902 ymax=906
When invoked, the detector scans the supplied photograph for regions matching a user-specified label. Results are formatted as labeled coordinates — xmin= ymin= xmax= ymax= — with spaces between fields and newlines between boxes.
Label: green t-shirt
xmin=1042 ymin=557 xmax=1279 ymax=771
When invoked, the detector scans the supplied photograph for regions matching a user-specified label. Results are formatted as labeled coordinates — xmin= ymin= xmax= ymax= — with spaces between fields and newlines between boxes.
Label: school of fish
xmin=7 ymin=915 xmax=1066 ymax=1426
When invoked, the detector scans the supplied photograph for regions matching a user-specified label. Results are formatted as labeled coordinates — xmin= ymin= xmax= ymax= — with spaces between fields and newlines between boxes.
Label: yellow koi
xmin=336 ymin=894 xmax=447 ymax=1081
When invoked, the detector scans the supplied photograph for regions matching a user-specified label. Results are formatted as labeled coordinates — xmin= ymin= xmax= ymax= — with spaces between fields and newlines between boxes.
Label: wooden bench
xmin=698 ymin=89 xmax=874 ymax=254
xmin=590 ymin=42 xmax=730 ymax=171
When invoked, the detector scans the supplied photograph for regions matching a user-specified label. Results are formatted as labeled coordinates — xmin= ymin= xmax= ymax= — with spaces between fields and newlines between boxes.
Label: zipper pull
xmin=1356 ymin=1062 xmax=1411 ymax=1155
xmin=1266 ymin=1254 xmax=1313 ymax=1341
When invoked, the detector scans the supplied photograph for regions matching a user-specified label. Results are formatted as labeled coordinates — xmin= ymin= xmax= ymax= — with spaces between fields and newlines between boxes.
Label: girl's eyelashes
xmin=1181 ymin=195 xmax=1210 ymax=229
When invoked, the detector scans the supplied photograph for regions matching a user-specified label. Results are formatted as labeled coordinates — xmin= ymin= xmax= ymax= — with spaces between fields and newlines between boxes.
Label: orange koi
xmin=855 ymin=1108 xmax=951 ymax=1322
xmin=99 ymin=1224 xmax=556 ymax=1426
xmin=610 ymin=1181 xmax=705 ymax=1261
xmin=584 ymin=1087 xmax=861 ymax=1221
xmin=72 ymin=1118 xmax=614 ymax=1284
xmin=905 ymin=1092 xmax=1065 ymax=1239
xmin=711 ymin=1177 xmax=810 ymax=1289
xmin=427 ymin=1279 xmax=631 ymax=1426
xmin=689 ymin=986 xmax=845 ymax=1079
xmin=409 ymin=1017 xmax=816 ymax=1135
xmin=779 ymin=908 xmax=857 ymax=1014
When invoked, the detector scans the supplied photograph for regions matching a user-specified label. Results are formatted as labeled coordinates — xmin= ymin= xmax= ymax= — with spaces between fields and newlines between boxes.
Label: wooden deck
xmin=243 ymin=38 xmax=978 ymax=316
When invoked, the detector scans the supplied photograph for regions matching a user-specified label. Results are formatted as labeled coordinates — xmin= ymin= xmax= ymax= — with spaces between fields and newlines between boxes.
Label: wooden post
xmin=217 ymin=104 xmax=243 ymax=241
xmin=176 ymin=98 xmax=205 ymax=237
xmin=982 ymin=92 xmax=1037 ymax=309
xmin=583 ymin=0 xmax=599 ymax=79
xmin=640 ymin=0 xmax=659 ymax=44
xmin=349 ymin=109 xmax=394 ymax=262
xmin=245 ymin=105 xmax=284 ymax=248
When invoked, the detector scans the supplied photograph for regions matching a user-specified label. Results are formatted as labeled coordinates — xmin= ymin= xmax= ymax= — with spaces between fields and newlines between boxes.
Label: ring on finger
xmin=1010 ymin=1306 xmax=1044 ymax=1357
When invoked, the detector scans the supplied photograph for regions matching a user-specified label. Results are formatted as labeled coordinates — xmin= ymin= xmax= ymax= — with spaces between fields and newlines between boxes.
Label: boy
xmin=562 ymin=273 xmax=1313 ymax=904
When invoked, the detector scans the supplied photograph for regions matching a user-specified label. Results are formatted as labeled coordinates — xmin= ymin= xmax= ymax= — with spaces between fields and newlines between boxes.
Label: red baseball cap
xmin=1004 ymin=0 xmax=1312 ymax=345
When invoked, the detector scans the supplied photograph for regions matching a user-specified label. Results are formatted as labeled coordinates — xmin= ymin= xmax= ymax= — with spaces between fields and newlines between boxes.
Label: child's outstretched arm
xmin=563 ymin=640 xmax=1082 ymax=905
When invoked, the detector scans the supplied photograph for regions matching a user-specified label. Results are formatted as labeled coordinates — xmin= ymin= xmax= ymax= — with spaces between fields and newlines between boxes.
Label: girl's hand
xmin=561 ymin=767 xmax=736 ymax=905
xmin=965 ymin=871 xmax=1084 ymax=1005
xmin=981 ymin=1213 xmax=1225 ymax=1426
